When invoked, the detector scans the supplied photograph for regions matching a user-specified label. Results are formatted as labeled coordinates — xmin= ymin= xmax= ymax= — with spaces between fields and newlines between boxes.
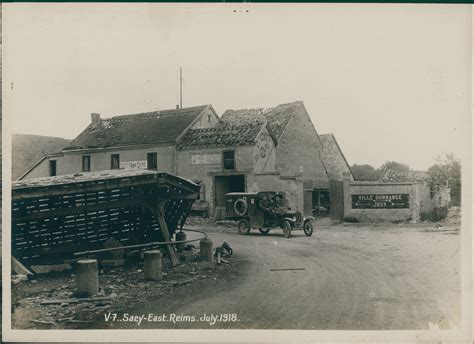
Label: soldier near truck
xmin=260 ymin=193 xmax=287 ymax=222
xmin=226 ymin=191 xmax=314 ymax=238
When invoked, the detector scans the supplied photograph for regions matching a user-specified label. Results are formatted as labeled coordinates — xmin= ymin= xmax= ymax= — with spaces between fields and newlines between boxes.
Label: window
xmin=49 ymin=160 xmax=57 ymax=176
xmin=223 ymin=150 xmax=235 ymax=170
xmin=147 ymin=152 xmax=158 ymax=170
xmin=82 ymin=155 xmax=91 ymax=172
xmin=208 ymin=114 xmax=211 ymax=122
xmin=111 ymin=154 xmax=120 ymax=170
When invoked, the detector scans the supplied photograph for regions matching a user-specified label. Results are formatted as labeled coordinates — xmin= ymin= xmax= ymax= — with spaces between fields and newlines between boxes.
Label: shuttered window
xmin=82 ymin=156 xmax=91 ymax=172
xmin=111 ymin=154 xmax=120 ymax=170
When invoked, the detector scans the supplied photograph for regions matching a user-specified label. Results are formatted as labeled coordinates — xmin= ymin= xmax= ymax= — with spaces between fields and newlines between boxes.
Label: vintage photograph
xmin=2 ymin=3 xmax=472 ymax=342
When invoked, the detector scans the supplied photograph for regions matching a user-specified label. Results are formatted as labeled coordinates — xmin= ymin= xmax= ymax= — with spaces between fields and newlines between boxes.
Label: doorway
xmin=214 ymin=175 xmax=245 ymax=207
xmin=312 ymin=189 xmax=330 ymax=216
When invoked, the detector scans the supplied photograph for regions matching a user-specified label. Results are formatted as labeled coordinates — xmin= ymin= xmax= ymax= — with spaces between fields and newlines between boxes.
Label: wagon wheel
xmin=303 ymin=220 xmax=313 ymax=237
xmin=259 ymin=228 xmax=271 ymax=235
xmin=238 ymin=219 xmax=251 ymax=235
xmin=281 ymin=220 xmax=292 ymax=238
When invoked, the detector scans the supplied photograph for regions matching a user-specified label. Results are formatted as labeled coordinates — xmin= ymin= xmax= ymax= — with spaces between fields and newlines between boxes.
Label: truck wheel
xmin=259 ymin=228 xmax=270 ymax=235
xmin=281 ymin=220 xmax=292 ymax=238
xmin=238 ymin=219 xmax=251 ymax=235
xmin=303 ymin=220 xmax=313 ymax=236
xmin=234 ymin=199 xmax=248 ymax=216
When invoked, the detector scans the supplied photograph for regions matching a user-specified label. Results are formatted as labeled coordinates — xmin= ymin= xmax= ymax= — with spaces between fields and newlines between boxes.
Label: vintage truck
xmin=225 ymin=191 xmax=314 ymax=238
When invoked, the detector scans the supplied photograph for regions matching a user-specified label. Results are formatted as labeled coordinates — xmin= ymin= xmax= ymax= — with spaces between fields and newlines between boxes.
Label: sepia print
xmin=2 ymin=3 xmax=472 ymax=343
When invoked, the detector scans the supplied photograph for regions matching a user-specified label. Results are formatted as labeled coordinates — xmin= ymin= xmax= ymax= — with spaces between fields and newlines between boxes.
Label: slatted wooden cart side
xmin=11 ymin=170 xmax=200 ymax=266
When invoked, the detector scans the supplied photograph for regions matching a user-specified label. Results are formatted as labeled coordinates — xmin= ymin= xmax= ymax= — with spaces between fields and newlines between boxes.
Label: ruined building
xmin=18 ymin=101 xmax=351 ymax=217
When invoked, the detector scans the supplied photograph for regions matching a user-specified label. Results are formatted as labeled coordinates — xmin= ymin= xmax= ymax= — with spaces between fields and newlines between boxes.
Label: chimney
xmin=91 ymin=113 xmax=101 ymax=125
xmin=176 ymin=105 xmax=179 ymax=109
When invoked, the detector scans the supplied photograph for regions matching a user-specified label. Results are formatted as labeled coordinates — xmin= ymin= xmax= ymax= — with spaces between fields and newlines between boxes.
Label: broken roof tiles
xmin=64 ymin=105 xmax=209 ymax=150
xmin=177 ymin=123 xmax=263 ymax=150
xmin=63 ymin=101 xmax=305 ymax=151
xmin=220 ymin=101 xmax=303 ymax=140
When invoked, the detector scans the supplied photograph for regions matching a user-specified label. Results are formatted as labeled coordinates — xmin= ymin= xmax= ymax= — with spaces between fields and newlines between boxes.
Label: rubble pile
xmin=12 ymin=255 xmax=240 ymax=329
xmin=444 ymin=206 xmax=461 ymax=226
xmin=185 ymin=216 xmax=236 ymax=233
xmin=185 ymin=216 xmax=212 ymax=226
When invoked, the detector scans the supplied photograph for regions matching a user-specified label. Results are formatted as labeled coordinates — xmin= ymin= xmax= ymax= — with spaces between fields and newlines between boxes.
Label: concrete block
xmin=144 ymin=250 xmax=163 ymax=281
xmin=76 ymin=259 xmax=99 ymax=297
xmin=199 ymin=238 xmax=213 ymax=262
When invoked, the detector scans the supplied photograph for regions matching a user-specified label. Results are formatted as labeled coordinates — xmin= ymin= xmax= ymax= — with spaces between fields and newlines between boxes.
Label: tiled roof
xmin=220 ymin=101 xmax=303 ymax=140
xmin=319 ymin=133 xmax=354 ymax=181
xmin=12 ymin=134 xmax=70 ymax=180
xmin=64 ymin=105 xmax=208 ymax=150
xmin=177 ymin=123 xmax=263 ymax=150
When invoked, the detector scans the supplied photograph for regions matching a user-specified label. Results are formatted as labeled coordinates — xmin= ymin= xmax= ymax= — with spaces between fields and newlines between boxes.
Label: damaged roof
xmin=64 ymin=105 xmax=209 ymax=150
xmin=177 ymin=123 xmax=265 ymax=150
xmin=319 ymin=133 xmax=354 ymax=181
xmin=220 ymin=101 xmax=304 ymax=140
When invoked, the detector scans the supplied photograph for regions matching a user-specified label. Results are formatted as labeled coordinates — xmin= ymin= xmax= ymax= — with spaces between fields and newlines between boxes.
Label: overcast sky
xmin=3 ymin=4 xmax=471 ymax=170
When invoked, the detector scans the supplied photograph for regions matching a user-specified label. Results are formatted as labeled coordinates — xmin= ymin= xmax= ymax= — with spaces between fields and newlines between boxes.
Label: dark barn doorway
xmin=214 ymin=175 xmax=245 ymax=207
xmin=312 ymin=189 xmax=330 ymax=216
xmin=329 ymin=180 xmax=344 ymax=220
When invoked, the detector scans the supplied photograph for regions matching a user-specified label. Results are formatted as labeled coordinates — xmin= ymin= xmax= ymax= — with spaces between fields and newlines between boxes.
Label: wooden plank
xmin=13 ymin=177 xmax=157 ymax=201
xmin=152 ymin=201 xmax=179 ymax=266
xmin=12 ymin=199 xmax=143 ymax=221
xmin=40 ymin=296 xmax=111 ymax=305
xmin=13 ymin=172 xmax=199 ymax=201
xmin=12 ymin=256 xmax=34 ymax=276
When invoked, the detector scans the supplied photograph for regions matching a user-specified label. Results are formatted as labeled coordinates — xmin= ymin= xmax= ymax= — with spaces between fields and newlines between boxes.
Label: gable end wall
xmin=276 ymin=109 xmax=328 ymax=183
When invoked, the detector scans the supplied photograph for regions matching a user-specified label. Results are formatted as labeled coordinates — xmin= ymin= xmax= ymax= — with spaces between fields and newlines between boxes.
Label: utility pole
xmin=179 ymin=67 xmax=183 ymax=109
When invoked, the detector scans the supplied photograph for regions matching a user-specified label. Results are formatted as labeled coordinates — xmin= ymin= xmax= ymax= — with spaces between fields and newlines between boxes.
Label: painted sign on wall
xmin=191 ymin=154 xmax=221 ymax=165
xmin=120 ymin=161 xmax=147 ymax=169
xmin=254 ymin=130 xmax=276 ymax=173
xmin=352 ymin=194 xmax=409 ymax=209
xmin=254 ymin=132 xmax=272 ymax=163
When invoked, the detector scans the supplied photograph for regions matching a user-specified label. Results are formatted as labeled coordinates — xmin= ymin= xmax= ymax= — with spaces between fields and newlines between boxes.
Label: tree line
xmin=350 ymin=153 xmax=461 ymax=206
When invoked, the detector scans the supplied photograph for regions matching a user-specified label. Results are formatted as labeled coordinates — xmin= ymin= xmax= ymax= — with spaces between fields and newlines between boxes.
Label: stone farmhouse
xmin=19 ymin=101 xmax=352 ymax=217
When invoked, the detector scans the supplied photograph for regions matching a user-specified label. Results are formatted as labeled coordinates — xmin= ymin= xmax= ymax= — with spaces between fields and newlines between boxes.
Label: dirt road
xmin=109 ymin=222 xmax=460 ymax=330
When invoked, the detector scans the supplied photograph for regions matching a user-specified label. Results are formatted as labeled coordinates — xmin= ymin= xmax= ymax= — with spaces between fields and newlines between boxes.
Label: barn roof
xmin=220 ymin=101 xmax=304 ymax=140
xmin=319 ymin=133 xmax=354 ymax=181
xmin=64 ymin=105 xmax=210 ymax=151
xmin=12 ymin=169 xmax=199 ymax=196
xmin=177 ymin=123 xmax=267 ymax=150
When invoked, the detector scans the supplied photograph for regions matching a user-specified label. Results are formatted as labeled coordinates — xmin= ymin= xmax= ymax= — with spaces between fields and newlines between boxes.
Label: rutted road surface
xmin=114 ymin=222 xmax=461 ymax=330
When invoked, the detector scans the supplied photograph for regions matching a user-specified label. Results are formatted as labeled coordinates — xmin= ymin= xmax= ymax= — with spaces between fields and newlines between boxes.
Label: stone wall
xmin=176 ymin=145 xmax=255 ymax=212
xmin=21 ymin=144 xmax=177 ymax=180
xmin=275 ymin=104 xmax=328 ymax=183
xmin=343 ymin=180 xmax=415 ymax=222
xmin=248 ymin=173 xmax=304 ymax=212
xmin=341 ymin=173 xmax=449 ymax=222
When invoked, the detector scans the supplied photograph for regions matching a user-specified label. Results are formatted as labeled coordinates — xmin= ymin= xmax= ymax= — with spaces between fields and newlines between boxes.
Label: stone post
xmin=411 ymin=183 xmax=420 ymax=223
xmin=342 ymin=172 xmax=352 ymax=219
xmin=76 ymin=259 xmax=99 ymax=297
xmin=200 ymin=238 xmax=213 ymax=262
xmin=144 ymin=250 xmax=163 ymax=281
